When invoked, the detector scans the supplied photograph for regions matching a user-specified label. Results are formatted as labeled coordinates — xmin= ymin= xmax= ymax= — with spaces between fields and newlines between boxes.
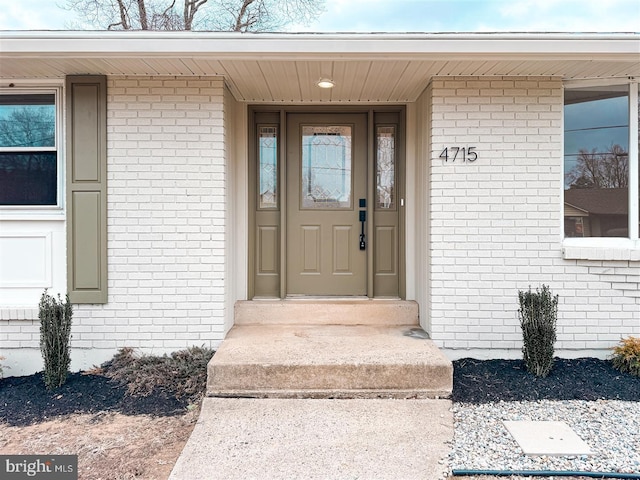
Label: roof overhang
xmin=1 ymin=32 xmax=639 ymax=102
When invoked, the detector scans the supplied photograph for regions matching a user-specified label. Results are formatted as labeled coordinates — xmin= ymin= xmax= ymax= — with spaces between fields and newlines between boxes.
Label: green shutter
xmin=66 ymin=75 xmax=107 ymax=304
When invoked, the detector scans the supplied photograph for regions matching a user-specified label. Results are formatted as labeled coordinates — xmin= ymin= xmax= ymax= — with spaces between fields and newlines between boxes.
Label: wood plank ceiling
xmin=1 ymin=54 xmax=638 ymax=103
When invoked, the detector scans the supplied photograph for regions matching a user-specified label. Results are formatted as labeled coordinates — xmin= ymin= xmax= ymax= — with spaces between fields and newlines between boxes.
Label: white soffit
xmin=0 ymin=32 xmax=639 ymax=103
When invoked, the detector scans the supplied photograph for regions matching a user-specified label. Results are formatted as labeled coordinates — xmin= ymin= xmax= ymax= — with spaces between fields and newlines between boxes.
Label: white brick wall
xmin=3 ymin=74 xmax=637 ymax=375
xmin=1 ymin=76 xmax=230 ymax=374
xmin=428 ymin=76 xmax=640 ymax=358
xmin=79 ymin=76 xmax=228 ymax=353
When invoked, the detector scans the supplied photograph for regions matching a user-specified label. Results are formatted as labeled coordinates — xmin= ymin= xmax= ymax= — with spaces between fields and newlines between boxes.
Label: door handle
xmin=359 ymin=208 xmax=366 ymax=251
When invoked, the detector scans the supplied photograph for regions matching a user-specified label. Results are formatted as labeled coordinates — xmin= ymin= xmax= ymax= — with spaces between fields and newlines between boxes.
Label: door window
xmin=258 ymin=125 xmax=278 ymax=209
xmin=376 ymin=126 xmax=396 ymax=210
xmin=301 ymin=125 xmax=352 ymax=209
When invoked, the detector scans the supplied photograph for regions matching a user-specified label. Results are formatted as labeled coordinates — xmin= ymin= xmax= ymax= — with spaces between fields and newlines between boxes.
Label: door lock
xmin=359 ymin=205 xmax=366 ymax=251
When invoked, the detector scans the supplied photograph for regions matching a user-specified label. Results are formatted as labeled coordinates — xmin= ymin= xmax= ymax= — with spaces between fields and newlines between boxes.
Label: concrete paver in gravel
xmin=503 ymin=421 xmax=592 ymax=456
xmin=170 ymin=397 xmax=453 ymax=480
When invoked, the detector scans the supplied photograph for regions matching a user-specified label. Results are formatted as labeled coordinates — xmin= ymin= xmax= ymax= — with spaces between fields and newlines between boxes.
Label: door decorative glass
xmin=258 ymin=125 xmax=278 ymax=209
xmin=301 ymin=125 xmax=352 ymax=209
xmin=376 ymin=126 xmax=396 ymax=210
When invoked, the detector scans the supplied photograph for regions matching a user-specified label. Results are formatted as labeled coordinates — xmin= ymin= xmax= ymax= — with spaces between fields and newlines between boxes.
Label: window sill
xmin=0 ymin=210 xmax=65 ymax=222
xmin=562 ymin=238 xmax=640 ymax=261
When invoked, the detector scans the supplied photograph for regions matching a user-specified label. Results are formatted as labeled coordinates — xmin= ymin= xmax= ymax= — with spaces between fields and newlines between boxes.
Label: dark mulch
xmin=3 ymin=357 xmax=638 ymax=426
xmin=0 ymin=372 xmax=188 ymax=427
xmin=453 ymin=357 xmax=640 ymax=403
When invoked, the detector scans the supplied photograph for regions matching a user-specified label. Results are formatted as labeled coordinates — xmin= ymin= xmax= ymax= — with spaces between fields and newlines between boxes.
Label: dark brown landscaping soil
xmin=0 ymin=372 xmax=187 ymax=427
xmin=453 ymin=357 xmax=640 ymax=403
xmin=2 ymin=357 xmax=638 ymax=428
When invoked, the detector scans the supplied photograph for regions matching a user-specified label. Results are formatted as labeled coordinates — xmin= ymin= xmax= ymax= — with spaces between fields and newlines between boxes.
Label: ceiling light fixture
xmin=317 ymin=78 xmax=335 ymax=89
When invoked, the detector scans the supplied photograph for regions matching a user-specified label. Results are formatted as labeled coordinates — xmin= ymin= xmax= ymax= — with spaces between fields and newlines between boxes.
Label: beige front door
xmin=286 ymin=113 xmax=368 ymax=296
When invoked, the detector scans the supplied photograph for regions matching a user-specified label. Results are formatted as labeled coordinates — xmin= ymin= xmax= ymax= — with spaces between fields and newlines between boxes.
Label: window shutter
xmin=66 ymin=75 xmax=107 ymax=304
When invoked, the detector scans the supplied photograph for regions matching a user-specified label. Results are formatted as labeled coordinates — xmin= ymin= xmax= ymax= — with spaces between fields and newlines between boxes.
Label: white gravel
xmin=449 ymin=400 xmax=640 ymax=475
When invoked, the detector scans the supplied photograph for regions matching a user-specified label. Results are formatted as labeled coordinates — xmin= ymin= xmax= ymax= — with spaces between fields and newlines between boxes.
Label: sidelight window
xmin=258 ymin=125 xmax=278 ymax=209
xmin=376 ymin=126 xmax=396 ymax=210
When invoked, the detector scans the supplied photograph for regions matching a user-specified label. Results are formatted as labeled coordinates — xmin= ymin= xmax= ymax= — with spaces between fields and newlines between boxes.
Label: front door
xmin=286 ymin=113 xmax=367 ymax=296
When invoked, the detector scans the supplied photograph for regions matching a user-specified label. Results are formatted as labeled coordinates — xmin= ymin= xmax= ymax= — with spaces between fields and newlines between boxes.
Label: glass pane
xmin=258 ymin=126 xmax=278 ymax=209
xmin=0 ymin=94 xmax=56 ymax=148
xmin=564 ymin=85 xmax=629 ymax=237
xmin=376 ymin=126 xmax=396 ymax=209
xmin=301 ymin=125 xmax=352 ymax=209
xmin=0 ymin=152 xmax=57 ymax=205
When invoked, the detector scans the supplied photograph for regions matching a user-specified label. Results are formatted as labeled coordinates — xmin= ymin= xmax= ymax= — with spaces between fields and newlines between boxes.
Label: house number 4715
xmin=439 ymin=146 xmax=478 ymax=162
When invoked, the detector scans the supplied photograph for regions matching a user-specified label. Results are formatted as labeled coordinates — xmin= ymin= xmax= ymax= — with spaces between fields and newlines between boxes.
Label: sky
xmin=0 ymin=0 xmax=639 ymax=32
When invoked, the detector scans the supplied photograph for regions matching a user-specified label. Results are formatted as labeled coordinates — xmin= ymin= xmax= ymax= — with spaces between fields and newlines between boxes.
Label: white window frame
xmin=562 ymin=78 xmax=640 ymax=261
xmin=0 ymin=82 xmax=64 ymax=218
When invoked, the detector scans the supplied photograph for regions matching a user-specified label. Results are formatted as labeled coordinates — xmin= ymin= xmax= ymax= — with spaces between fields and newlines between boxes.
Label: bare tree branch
xmin=115 ymin=0 xmax=131 ymax=29
xmin=184 ymin=0 xmax=209 ymax=30
xmin=65 ymin=0 xmax=325 ymax=32
xmin=567 ymin=144 xmax=629 ymax=190
xmin=234 ymin=0 xmax=257 ymax=31
xmin=137 ymin=0 xmax=149 ymax=29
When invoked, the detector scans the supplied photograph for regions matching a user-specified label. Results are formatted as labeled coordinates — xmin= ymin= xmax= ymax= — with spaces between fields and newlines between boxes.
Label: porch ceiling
xmin=1 ymin=32 xmax=639 ymax=103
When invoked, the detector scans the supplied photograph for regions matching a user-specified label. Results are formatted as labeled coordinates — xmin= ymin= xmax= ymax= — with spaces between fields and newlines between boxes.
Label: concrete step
xmin=234 ymin=299 xmax=419 ymax=326
xmin=207 ymin=324 xmax=452 ymax=399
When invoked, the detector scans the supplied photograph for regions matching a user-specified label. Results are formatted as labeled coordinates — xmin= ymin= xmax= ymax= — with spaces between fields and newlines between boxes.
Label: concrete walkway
xmin=169 ymin=397 xmax=453 ymax=480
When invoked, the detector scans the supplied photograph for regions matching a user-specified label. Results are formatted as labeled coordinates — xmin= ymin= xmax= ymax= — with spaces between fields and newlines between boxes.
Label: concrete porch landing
xmin=207 ymin=323 xmax=453 ymax=399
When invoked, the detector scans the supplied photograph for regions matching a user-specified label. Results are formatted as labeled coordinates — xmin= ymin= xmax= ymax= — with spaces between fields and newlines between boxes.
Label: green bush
xmin=39 ymin=290 xmax=73 ymax=389
xmin=611 ymin=336 xmax=640 ymax=377
xmin=518 ymin=285 xmax=558 ymax=378
xmin=100 ymin=346 xmax=215 ymax=404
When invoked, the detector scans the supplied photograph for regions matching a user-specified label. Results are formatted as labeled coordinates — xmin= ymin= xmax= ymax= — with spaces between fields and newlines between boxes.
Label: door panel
xmin=375 ymin=226 xmax=396 ymax=274
xmin=252 ymin=113 xmax=281 ymax=297
xmin=373 ymin=118 xmax=402 ymax=297
xmin=257 ymin=226 xmax=278 ymax=274
xmin=333 ymin=226 xmax=353 ymax=273
xmin=301 ymin=225 xmax=321 ymax=273
xmin=287 ymin=114 xmax=367 ymax=295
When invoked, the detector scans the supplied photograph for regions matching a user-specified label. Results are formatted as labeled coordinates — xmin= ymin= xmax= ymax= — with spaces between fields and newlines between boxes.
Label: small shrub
xmin=518 ymin=285 xmax=558 ymax=378
xmin=100 ymin=346 xmax=215 ymax=403
xmin=611 ymin=336 xmax=640 ymax=377
xmin=39 ymin=290 xmax=73 ymax=390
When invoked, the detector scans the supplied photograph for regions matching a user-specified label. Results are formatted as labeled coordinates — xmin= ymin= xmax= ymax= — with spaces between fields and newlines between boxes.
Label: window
xmin=301 ymin=125 xmax=352 ymax=209
xmin=376 ymin=126 xmax=396 ymax=210
xmin=564 ymin=82 xmax=639 ymax=240
xmin=258 ymin=125 xmax=278 ymax=209
xmin=0 ymin=92 xmax=59 ymax=206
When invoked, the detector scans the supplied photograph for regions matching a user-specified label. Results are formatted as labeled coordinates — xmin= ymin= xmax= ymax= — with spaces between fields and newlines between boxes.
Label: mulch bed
xmin=2 ymin=357 xmax=638 ymax=427
xmin=453 ymin=357 xmax=640 ymax=403
xmin=0 ymin=372 xmax=187 ymax=427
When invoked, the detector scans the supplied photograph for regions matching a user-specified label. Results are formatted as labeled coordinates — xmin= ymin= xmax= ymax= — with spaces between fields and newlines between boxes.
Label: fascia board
xmin=564 ymin=202 xmax=590 ymax=214
xmin=1 ymin=32 xmax=639 ymax=59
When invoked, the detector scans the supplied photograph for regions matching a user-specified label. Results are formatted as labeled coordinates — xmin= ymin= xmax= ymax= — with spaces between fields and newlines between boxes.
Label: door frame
xmin=248 ymin=105 xmax=406 ymax=299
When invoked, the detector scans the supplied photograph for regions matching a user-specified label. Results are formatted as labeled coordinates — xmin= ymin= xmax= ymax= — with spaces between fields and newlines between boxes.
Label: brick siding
xmin=428 ymin=76 xmax=640 ymax=356
xmin=3 ymin=74 xmax=638 ymax=374
xmin=74 ymin=76 xmax=228 ymax=352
